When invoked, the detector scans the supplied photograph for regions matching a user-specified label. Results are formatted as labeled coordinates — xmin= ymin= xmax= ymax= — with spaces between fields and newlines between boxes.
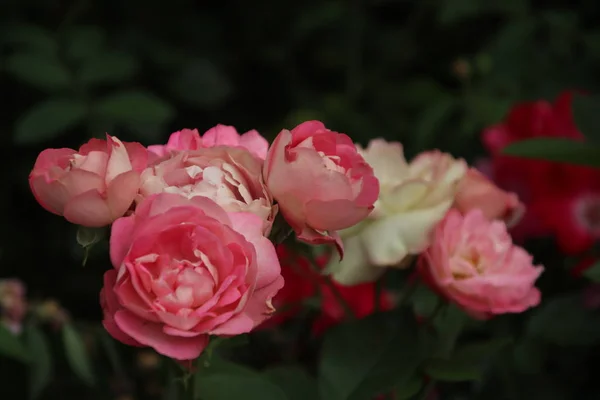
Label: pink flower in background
xmin=419 ymin=209 xmax=543 ymax=318
xmin=454 ymin=167 xmax=524 ymax=227
xmin=101 ymin=193 xmax=284 ymax=360
xmin=0 ymin=279 xmax=27 ymax=334
xmin=29 ymin=136 xmax=148 ymax=227
xmin=148 ymin=125 xmax=269 ymax=163
xmin=263 ymin=121 xmax=379 ymax=254
xmin=139 ymin=146 xmax=276 ymax=234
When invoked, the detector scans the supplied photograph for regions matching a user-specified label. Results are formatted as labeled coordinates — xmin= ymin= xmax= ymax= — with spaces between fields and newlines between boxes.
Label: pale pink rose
xmin=29 ymin=136 xmax=148 ymax=227
xmin=147 ymin=125 xmax=269 ymax=163
xmin=263 ymin=121 xmax=379 ymax=253
xmin=326 ymin=140 xmax=467 ymax=286
xmin=454 ymin=168 xmax=525 ymax=227
xmin=100 ymin=193 xmax=284 ymax=360
xmin=139 ymin=146 xmax=276 ymax=234
xmin=419 ymin=209 xmax=543 ymax=318
xmin=0 ymin=279 xmax=27 ymax=334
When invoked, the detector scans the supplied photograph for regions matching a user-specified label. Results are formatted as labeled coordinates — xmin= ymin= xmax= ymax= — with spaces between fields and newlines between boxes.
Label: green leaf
xmin=169 ymin=59 xmax=233 ymax=109
xmin=64 ymin=26 xmax=106 ymax=61
xmin=572 ymin=94 xmax=600 ymax=142
xmin=394 ymin=374 xmax=424 ymax=400
xmin=527 ymin=294 xmax=600 ymax=346
xmin=410 ymin=284 xmax=440 ymax=319
xmin=25 ymin=325 xmax=52 ymax=399
xmin=512 ymin=337 xmax=545 ymax=374
xmin=264 ymin=366 xmax=319 ymax=400
xmin=582 ymin=261 xmax=600 ymax=282
xmin=432 ymin=304 xmax=469 ymax=358
xmin=424 ymin=337 xmax=510 ymax=382
xmin=2 ymin=24 xmax=58 ymax=54
xmin=0 ymin=325 xmax=29 ymax=364
xmin=93 ymin=91 xmax=175 ymax=125
xmin=62 ymin=323 xmax=95 ymax=385
xmin=196 ymin=373 xmax=288 ymax=400
xmin=77 ymin=52 xmax=139 ymax=86
xmin=5 ymin=53 xmax=70 ymax=91
xmin=502 ymin=138 xmax=600 ymax=167
xmin=14 ymin=98 xmax=87 ymax=145
xmin=318 ymin=310 xmax=424 ymax=400
xmin=438 ymin=0 xmax=527 ymax=25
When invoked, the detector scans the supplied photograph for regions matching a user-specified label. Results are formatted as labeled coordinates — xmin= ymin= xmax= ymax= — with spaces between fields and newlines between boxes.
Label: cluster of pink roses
xmin=28 ymin=119 xmax=545 ymax=360
xmin=28 ymin=122 xmax=379 ymax=360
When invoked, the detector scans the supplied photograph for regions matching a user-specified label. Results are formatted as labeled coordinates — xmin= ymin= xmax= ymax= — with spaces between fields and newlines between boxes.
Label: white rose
xmin=326 ymin=139 xmax=467 ymax=285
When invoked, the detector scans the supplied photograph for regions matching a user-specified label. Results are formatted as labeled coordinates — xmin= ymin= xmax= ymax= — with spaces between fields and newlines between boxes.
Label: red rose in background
xmin=261 ymin=245 xmax=393 ymax=334
xmin=483 ymin=91 xmax=600 ymax=254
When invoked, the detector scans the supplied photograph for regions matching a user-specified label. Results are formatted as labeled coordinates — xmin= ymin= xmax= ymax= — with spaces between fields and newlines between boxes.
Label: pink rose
xmin=139 ymin=146 xmax=276 ymax=234
xmin=263 ymin=121 xmax=379 ymax=252
xmin=419 ymin=209 xmax=543 ymax=318
xmin=29 ymin=136 xmax=148 ymax=227
xmin=147 ymin=125 xmax=269 ymax=162
xmin=454 ymin=168 xmax=525 ymax=227
xmin=100 ymin=193 xmax=284 ymax=360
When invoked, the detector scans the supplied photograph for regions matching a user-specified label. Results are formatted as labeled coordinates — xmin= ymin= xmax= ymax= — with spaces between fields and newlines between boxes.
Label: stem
xmin=322 ymin=275 xmax=357 ymax=320
xmin=374 ymin=278 xmax=384 ymax=313
xmin=396 ymin=275 xmax=419 ymax=309
xmin=417 ymin=379 xmax=435 ymax=400
xmin=305 ymin=257 xmax=356 ymax=320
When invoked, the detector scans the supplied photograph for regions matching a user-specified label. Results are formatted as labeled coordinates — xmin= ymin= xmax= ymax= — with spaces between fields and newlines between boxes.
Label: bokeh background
xmin=3 ymin=0 xmax=600 ymax=399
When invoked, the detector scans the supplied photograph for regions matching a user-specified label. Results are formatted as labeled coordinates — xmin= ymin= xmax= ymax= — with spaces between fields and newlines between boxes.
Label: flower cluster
xmin=29 ymin=117 xmax=546 ymax=358
xmin=325 ymin=138 xmax=543 ymax=319
xmin=28 ymin=121 xmax=380 ymax=360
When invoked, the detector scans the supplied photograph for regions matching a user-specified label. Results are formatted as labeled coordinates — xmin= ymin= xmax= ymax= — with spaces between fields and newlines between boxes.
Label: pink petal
xmin=114 ymin=310 xmax=209 ymax=360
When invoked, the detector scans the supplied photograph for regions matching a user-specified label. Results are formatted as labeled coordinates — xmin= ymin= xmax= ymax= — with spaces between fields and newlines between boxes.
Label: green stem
xmin=305 ymin=257 xmax=356 ymax=320
xmin=417 ymin=379 xmax=435 ymax=400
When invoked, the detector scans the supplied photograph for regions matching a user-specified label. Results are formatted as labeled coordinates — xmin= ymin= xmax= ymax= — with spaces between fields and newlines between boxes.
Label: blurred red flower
xmin=483 ymin=91 xmax=600 ymax=254
xmin=260 ymin=245 xmax=393 ymax=335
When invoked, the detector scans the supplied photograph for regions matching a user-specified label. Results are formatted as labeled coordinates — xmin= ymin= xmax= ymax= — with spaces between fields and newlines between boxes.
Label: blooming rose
xmin=326 ymin=139 xmax=467 ymax=286
xmin=263 ymin=121 xmax=379 ymax=252
xmin=100 ymin=193 xmax=284 ymax=360
xmin=139 ymin=146 xmax=276 ymax=234
xmin=259 ymin=245 xmax=393 ymax=335
xmin=418 ymin=209 xmax=543 ymax=318
xmin=29 ymin=136 xmax=147 ymax=227
xmin=148 ymin=125 xmax=269 ymax=162
xmin=454 ymin=167 xmax=524 ymax=227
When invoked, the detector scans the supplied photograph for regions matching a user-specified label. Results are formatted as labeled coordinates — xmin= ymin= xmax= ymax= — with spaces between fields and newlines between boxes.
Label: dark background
xmin=2 ymin=0 xmax=600 ymax=399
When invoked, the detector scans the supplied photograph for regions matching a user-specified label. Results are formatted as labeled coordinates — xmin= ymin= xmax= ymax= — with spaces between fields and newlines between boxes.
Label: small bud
xmin=452 ymin=58 xmax=471 ymax=81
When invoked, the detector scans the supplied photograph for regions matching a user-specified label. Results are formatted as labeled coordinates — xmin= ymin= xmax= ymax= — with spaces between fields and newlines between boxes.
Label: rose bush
xmin=100 ymin=193 xmax=284 ymax=360
xmin=263 ymin=121 xmax=379 ymax=253
xmin=29 ymin=135 xmax=148 ymax=227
